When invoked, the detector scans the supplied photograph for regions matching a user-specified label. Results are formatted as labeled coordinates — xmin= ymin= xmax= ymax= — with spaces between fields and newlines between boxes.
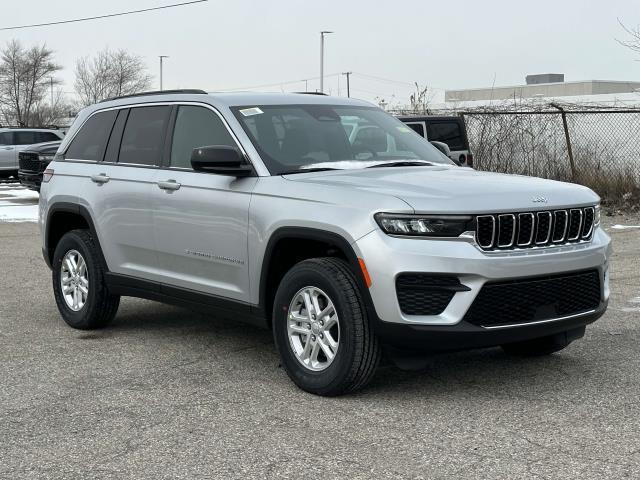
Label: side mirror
xmin=191 ymin=145 xmax=254 ymax=177
xmin=430 ymin=141 xmax=451 ymax=158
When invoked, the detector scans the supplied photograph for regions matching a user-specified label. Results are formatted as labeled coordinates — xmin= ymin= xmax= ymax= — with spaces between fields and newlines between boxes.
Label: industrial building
xmin=445 ymin=74 xmax=640 ymax=103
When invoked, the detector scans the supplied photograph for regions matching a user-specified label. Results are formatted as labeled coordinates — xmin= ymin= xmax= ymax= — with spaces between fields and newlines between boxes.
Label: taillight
xmin=467 ymin=153 xmax=474 ymax=167
xmin=43 ymin=169 xmax=54 ymax=182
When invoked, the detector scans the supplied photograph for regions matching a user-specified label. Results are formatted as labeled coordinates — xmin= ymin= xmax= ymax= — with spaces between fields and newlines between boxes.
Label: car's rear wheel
xmin=52 ymin=230 xmax=120 ymax=329
xmin=272 ymin=258 xmax=381 ymax=396
xmin=501 ymin=327 xmax=585 ymax=356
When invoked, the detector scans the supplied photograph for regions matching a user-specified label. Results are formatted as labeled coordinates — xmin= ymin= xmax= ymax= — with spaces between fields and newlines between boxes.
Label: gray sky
xmin=3 ymin=0 xmax=640 ymax=104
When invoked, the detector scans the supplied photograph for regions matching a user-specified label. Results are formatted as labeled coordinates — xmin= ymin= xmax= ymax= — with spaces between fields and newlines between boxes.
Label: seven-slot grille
xmin=476 ymin=207 xmax=595 ymax=251
xmin=18 ymin=152 xmax=44 ymax=172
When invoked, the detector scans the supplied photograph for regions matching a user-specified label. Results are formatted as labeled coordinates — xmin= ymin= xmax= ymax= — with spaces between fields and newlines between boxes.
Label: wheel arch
xmin=258 ymin=227 xmax=375 ymax=327
xmin=44 ymin=203 xmax=104 ymax=269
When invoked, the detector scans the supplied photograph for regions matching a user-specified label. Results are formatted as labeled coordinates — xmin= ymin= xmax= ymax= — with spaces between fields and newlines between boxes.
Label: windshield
xmin=231 ymin=104 xmax=454 ymax=175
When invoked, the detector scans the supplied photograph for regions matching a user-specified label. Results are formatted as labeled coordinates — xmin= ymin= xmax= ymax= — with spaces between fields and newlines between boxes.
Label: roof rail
xmin=293 ymin=91 xmax=328 ymax=96
xmin=100 ymin=89 xmax=208 ymax=103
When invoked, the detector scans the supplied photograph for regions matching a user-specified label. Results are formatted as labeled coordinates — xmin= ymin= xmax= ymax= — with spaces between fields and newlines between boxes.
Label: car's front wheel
xmin=52 ymin=230 xmax=120 ymax=329
xmin=272 ymin=258 xmax=381 ymax=396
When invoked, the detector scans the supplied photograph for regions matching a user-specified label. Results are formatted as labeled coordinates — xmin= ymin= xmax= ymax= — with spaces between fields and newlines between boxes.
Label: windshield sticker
xmin=396 ymin=126 xmax=411 ymax=133
xmin=239 ymin=107 xmax=263 ymax=117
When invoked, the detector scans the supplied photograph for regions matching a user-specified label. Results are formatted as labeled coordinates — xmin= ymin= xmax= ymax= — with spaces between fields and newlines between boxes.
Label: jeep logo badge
xmin=532 ymin=196 xmax=548 ymax=203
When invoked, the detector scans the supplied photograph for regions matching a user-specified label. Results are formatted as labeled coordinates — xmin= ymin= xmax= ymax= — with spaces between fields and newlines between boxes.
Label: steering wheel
xmin=351 ymin=145 xmax=378 ymax=159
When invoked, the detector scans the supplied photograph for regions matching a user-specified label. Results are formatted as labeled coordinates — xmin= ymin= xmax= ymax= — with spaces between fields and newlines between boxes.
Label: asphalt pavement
xmin=0 ymin=213 xmax=639 ymax=479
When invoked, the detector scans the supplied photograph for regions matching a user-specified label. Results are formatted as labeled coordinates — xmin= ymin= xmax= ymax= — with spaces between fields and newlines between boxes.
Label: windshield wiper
xmin=366 ymin=161 xmax=434 ymax=168
xmin=279 ymin=167 xmax=341 ymax=175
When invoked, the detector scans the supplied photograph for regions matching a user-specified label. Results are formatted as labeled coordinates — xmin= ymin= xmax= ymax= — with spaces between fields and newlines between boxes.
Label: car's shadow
xmin=72 ymin=298 xmax=593 ymax=399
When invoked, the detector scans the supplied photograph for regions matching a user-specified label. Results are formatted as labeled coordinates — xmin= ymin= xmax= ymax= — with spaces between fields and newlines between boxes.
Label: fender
xmin=258 ymin=226 xmax=378 ymax=323
xmin=44 ymin=202 xmax=104 ymax=269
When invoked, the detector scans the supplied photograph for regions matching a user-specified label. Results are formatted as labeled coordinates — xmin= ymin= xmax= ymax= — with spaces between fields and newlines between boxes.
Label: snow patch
xmin=610 ymin=224 xmax=640 ymax=230
xmin=0 ymin=186 xmax=39 ymax=223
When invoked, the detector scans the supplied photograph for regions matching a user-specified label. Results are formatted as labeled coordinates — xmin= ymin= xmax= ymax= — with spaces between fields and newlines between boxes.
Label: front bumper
xmin=374 ymin=301 xmax=606 ymax=351
xmin=18 ymin=170 xmax=43 ymax=190
xmin=355 ymin=227 xmax=611 ymax=327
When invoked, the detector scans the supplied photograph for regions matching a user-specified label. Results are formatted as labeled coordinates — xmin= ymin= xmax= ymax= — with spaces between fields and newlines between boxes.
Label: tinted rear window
xmin=119 ymin=106 xmax=171 ymax=166
xmin=66 ymin=110 xmax=118 ymax=161
xmin=426 ymin=122 xmax=465 ymax=150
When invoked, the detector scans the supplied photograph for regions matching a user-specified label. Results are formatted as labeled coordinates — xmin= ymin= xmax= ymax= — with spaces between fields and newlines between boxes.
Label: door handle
xmin=3 ymin=146 xmax=13 ymax=150
xmin=157 ymin=180 xmax=181 ymax=191
xmin=90 ymin=173 xmax=110 ymax=184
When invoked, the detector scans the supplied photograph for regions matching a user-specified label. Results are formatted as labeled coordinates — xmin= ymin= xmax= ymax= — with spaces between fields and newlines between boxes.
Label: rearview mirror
xmin=430 ymin=141 xmax=451 ymax=158
xmin=190 ymin=145 xmax=253 ymax=177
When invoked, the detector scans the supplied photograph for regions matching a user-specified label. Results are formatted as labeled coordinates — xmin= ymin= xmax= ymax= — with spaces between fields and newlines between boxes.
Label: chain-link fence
xmin=458 ymin=106 xmax=640 ymax=205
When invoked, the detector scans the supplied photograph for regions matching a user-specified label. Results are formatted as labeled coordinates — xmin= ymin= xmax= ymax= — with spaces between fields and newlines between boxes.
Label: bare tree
xmin=0 ymin=40 xmax=62 ymax=126
xmin=30 ymin=88 xmax=73 ymax=126
xmin=409 ymin=83 xmax=433 ymax=113
xmin=74 ymin=49 xmax=153 ymax=106
xmin=617 ymin=19 xmax=640 ymax=56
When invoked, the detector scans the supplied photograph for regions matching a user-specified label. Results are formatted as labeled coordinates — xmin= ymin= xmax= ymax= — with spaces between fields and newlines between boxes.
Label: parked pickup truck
xmin=18 ymin=141 xmax=62 ymax=191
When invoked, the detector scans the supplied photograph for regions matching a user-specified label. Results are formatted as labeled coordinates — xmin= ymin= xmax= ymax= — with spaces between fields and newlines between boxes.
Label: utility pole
xmin=159 ymin=55 xmax=169 ymax=90
xmin=50 ymin=77 xmax=54 ymax=108
xmin=319 ymin=31 xmax=333 ymax=93
xmin=342 ymin=72 xmax=352 ymax=97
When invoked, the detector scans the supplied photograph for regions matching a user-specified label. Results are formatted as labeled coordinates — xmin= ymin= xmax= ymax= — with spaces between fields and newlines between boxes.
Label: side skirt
xmin=105 ymin=272 xmax=268 ymax=329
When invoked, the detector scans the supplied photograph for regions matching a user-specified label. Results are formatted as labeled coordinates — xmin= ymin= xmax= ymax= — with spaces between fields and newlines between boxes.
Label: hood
xmin=24 ymin=141 xmax=62 ymax=154
xmin=283 ymin=165 xmax=599 ymax=213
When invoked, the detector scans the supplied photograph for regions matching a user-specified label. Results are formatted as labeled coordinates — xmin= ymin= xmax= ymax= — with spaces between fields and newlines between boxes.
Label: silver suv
xmin=0 ymin=128 xmax=65 ymax=178
xmin=39 ymin=90 xmax=611 ymax=396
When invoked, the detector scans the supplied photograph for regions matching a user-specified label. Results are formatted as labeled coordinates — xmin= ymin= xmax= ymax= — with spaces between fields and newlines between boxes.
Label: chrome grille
xmin=475 ymin=207 xmax=597 ymax=251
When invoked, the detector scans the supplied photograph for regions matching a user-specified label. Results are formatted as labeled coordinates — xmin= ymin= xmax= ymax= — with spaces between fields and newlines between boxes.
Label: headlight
xmin=375 ymin=213 xmax=473 ymax=237
xmin=39 ymin=155 xmax=55 ymax=162
xmin=594 ymin=204 xmax=601 ymax=226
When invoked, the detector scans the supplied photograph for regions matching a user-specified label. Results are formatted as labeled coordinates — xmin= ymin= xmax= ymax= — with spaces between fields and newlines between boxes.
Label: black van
xmin=398 ymin=115 xmax=473 ymax=166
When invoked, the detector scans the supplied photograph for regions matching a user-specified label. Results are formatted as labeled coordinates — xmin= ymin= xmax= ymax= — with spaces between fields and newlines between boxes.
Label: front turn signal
xmin=358 ymin=258 xmax=372 ymax=288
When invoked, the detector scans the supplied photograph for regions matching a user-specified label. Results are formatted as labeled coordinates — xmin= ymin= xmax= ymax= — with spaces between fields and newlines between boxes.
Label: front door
xmin=151 ymin=104 xmax=257 ymax=301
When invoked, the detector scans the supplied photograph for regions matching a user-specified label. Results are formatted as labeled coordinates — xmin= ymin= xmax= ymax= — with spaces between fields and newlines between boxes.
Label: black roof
xmin=396 ymin=115 xmax=462 ymax=121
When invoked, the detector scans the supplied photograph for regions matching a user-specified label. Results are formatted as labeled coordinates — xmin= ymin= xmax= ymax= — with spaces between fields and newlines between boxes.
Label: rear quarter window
xmin=66 ymin=110 xmax=118 ymax=161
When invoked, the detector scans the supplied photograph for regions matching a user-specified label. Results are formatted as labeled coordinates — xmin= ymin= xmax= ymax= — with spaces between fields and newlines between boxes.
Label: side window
xmin=14 ymin=131 xmax=37 ymax=145
xmin=119 ymin=106 xmax=171 ymax=166
xmin=405 ymin=122 xmax=425 ymax=137
xmin=426 ymin=122 xmax=465 ymax=151
xmin=66 ymin=110 xmax=118 ymax=161
xmin=0 ymin=132 xmax=11 ymax=145
xmin=169 ymin=106 xmax=236 ymax=169
xmin=35 ymin=132 xmax=61 ymax=143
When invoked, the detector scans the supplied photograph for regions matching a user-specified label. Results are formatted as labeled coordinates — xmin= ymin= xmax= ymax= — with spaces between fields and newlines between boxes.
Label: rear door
xmin=151 ymin=104 xmax=257 ymax=301
xmin=66 ymin=106 xmax=168 ymax=282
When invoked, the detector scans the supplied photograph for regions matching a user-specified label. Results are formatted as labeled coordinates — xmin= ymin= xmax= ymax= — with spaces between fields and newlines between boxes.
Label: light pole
xmin=159 ymin=55 xmax=169 ymax=90
xmin=342 ymin=72 xmax=352 ymax=97
xmin=319 ymin=31 xmax=333 ymax=93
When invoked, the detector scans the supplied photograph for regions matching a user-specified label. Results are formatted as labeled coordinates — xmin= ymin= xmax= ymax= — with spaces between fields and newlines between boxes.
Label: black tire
xmin=52 ymin=229 xmax=120 ymax=329
xmin=501 ymin=327 xmax=585 ymax=356
xmin=272 ymin=258 xmax=381 ymax=396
